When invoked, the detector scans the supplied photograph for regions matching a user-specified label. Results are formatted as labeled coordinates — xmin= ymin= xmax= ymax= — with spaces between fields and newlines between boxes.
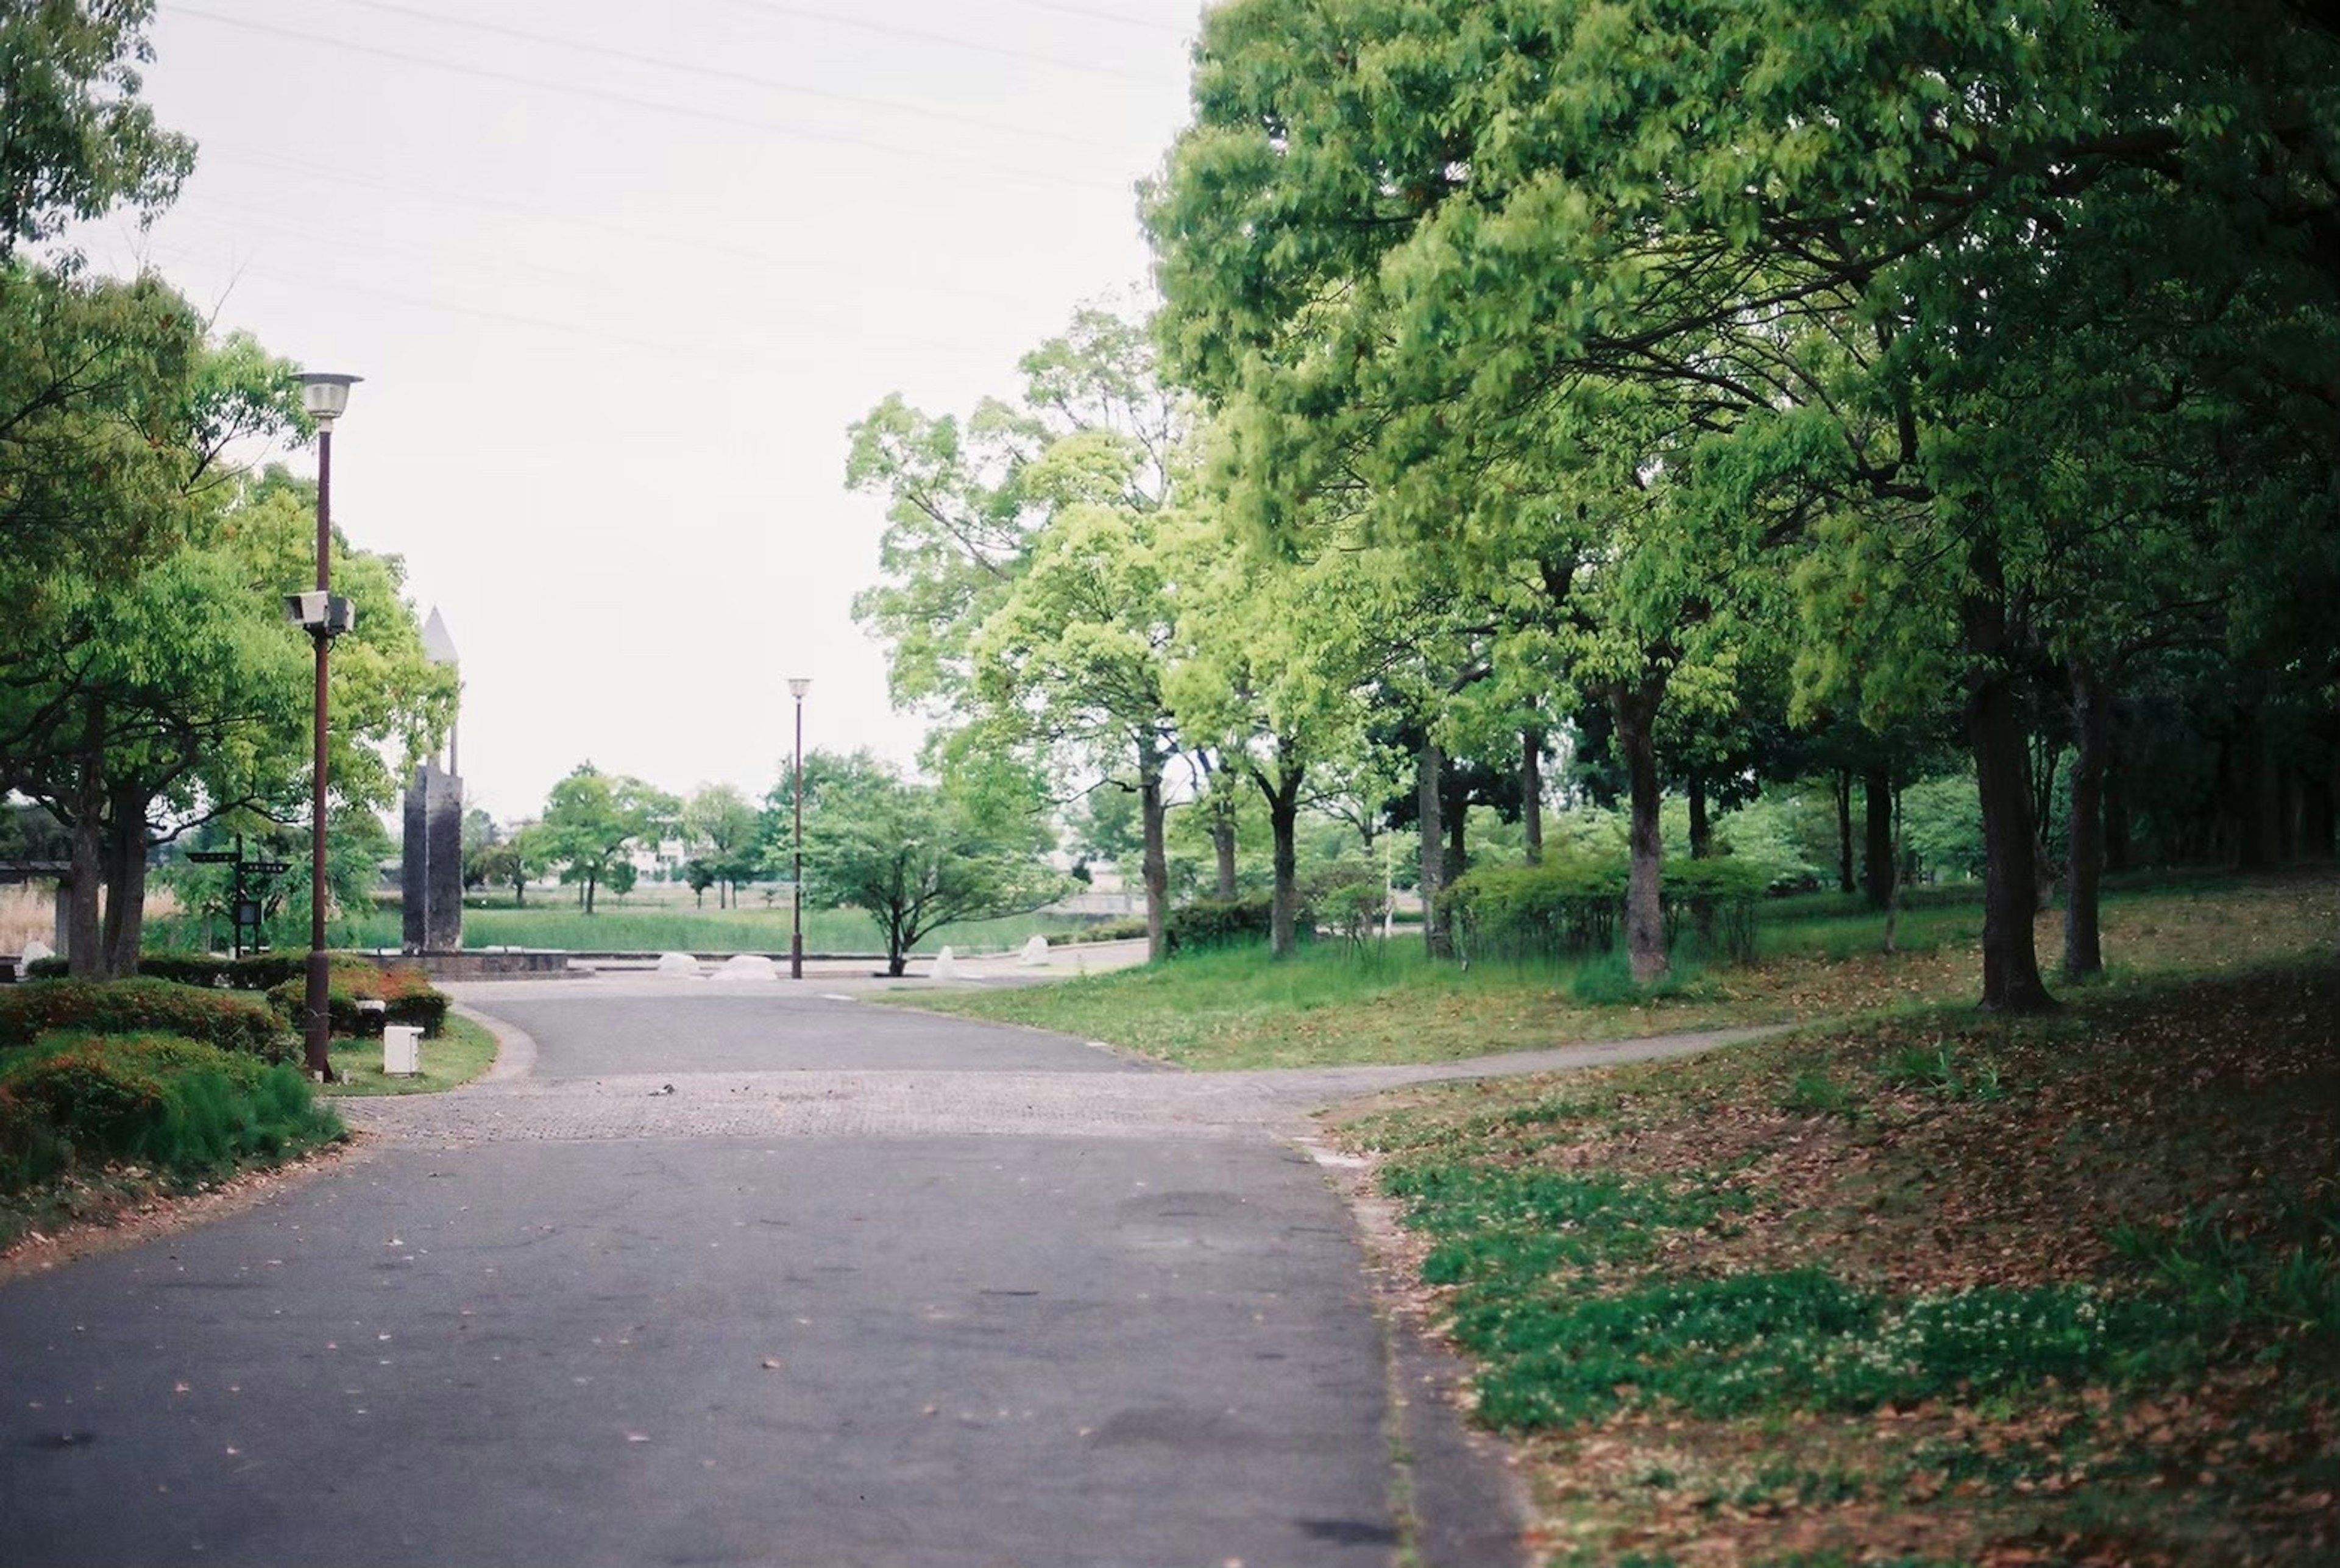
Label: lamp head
xmin=296 ymin=372 xmax=363 ymax=428
xmin=787 ymin=678 xmax=811 ymax=700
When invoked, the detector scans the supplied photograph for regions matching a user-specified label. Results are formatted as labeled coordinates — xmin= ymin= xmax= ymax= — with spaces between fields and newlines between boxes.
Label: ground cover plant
xmin=0 ymin=1031 xmax=343 ymax=1253
xmin=915 ymin=874 xmax=2336 ymax=1071
xmin=1332 ymin=962 xmax=2338 ymax=1566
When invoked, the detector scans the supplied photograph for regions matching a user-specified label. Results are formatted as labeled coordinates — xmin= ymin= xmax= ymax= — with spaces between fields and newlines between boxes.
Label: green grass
xmin=913 ymin=940 xmax=1734 ymax=1070
xmin=148 ymin=904 xmax=1117 ymax=957
xmin=320 ymin=1012 xmax=499 ymax=1097
xmin=912 ymin=873 xmax=2338 ymax=1071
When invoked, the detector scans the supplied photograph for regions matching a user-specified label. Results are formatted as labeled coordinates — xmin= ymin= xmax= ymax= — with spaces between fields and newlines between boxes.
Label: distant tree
xmin=682 ymin=782 xmax=759 ymax=908
xmin=801 ymin=756 xmax=1062 ymax=977
xmin=536 ymin=764 xmax=676 ymax=914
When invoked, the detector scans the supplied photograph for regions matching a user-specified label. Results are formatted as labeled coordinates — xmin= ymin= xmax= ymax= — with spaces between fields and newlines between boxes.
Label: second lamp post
xmin=789 ymin=677 xmax=809 ymax=979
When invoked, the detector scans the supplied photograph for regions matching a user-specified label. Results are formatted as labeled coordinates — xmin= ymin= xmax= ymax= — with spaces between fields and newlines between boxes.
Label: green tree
xmin=800 ymin=753 xmax=1062 ymax=977
xmin=536 ymin=764 xmax=676 ymax=915
xmin=681 ymin=782 xmax=759 ymax=908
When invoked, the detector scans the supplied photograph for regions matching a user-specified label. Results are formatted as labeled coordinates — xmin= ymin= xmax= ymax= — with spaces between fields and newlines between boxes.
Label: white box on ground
xmin=382 ymin=1024 xmax=422 ymax=1076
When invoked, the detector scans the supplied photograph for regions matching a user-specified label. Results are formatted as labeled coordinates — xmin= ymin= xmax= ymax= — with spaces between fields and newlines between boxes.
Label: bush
xmin=1444 ymin=853 xmax=1767 ymax=968
xmin=0 ymin=1032 xmax=339 ymax=1192
xmin=1166 ymin=893 xmax=1282 ymax=954
xmin=132 ymin=952 xmax=310 ymax=990
xmin=0 ymin=978 xmax=292 ymax=1060
xmin=1316 ymin=880 xmax=1388 ymax=946
xmin=264 ymin=959 xmax=448 ymax=1038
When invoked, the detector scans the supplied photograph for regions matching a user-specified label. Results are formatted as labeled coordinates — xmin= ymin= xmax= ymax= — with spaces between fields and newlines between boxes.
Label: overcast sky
xmin=75 ymin=0 xmax=1202 ymax=821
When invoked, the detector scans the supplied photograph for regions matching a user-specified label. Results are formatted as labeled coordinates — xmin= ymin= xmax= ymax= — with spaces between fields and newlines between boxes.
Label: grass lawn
xmin=320 ymin=1012 xmax=499 ymax=1097
xmin=912 ymin=873 xmax=2339 ymax=1070
xmin=149 ymin=904 xmax=1121 ymax=958
xmin=1332 ymin=960 xmax=2339 ymax=1565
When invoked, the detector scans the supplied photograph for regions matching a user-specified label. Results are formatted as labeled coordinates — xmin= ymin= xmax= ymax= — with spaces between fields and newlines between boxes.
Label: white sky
xmin=74 ymin=0 xmax=1201 ymax=821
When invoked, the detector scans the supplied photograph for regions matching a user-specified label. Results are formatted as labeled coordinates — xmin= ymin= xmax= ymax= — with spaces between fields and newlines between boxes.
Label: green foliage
xmin=2110 ymin=1196 xmax=2340 ymax=1340
xmin=0 ymin=0 xmax=192 ymax=260
xmin=0 ymin=1032 xmax=337 ymax=1193
xmin=801 ymin=754 xmax=1064 ymax=976
xmin=1876 ymin=1043 xmax=2007 ymax=1104
xmin=536 ymin=762 xmax=678 ymax=914
xmin=263 ymin=960 xmax=448 ymax=1040
xmin=1164 ymin=893 xmax=1288 ymax=954
xmin=0 ymin=977 xmax=289 ymax=1059
xmin=1445 ymin=854 xmax=1770 ymax=969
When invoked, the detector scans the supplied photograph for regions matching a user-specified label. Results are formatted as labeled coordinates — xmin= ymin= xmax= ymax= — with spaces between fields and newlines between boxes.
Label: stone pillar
xmin=402 ymin=763 xmax=464 ymax=953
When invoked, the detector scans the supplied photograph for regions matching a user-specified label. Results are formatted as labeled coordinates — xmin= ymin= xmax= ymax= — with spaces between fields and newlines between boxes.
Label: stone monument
xmin=402 ymin=608 xmax=464 ymax=953
xmin=402 ymin=761 xmax=463 ymax=953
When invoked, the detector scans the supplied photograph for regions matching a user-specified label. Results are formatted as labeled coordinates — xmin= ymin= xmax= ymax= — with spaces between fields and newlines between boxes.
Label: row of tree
xmin=458 ymin=754 xmax=1058 ymax=975
xmin=0 ymin=3 xmax=453 ymax=977
xmin=846 ymin=0 xmax=2340 ymax=1010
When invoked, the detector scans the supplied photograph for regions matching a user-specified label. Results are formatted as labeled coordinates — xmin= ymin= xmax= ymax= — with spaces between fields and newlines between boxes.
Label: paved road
xmin=1 ymin=980 xmax=1759 ymax=1567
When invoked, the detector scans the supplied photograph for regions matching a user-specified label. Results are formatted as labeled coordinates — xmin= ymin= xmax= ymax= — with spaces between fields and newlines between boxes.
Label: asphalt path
xmin=0 ymin=982 xmax=1558 ymax=1567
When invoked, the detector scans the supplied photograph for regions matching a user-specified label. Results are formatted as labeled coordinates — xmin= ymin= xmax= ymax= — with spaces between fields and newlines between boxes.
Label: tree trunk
xmin=66 ymin=814 xmax=104 ymax=979
xmin=1615 ymin=683 xmax=1668 ymax=984
xmin=2235 ymin=710 xmax=2278 ymax=870
xmin=1417 ymin=739 xmax=1450 ymax=959
xmin=1447 ymin=805 xmax=1467 ymax=884
xmin=101 ymin=791 xmax=147 ymax=977
xmin=1834 ymin=768 xmax=1855 ymax=894
xmin=1211 ymin=803 xmax=1238 ymax=901
xmin=1968 ymin=662 xmax=2055 ymax=1011
xmin=1138 ymin=750 xmax=1169 ymax=963
xmin=2063 ymin=656 xmax=2109 ymax=981
xmin=1863 ymin=764 xmax=1893 ymax=910
xmin=1522 ymin=727 xmax=1545 ymax=865
xmin=1687 ymin=768 xmax=1711 ymax=860
xmin=1259 ymin=748 xmax=1304 ymax=959
xmin=584 ymin=868 xmax=597 ymax=915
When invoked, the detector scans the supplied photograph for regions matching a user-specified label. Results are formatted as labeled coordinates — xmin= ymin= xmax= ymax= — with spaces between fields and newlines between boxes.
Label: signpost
xmin=188 ymin=838 xmax=292 ymax=957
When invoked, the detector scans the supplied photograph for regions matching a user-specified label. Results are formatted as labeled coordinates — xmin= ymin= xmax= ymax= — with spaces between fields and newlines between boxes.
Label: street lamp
xmin=293 ymin=371 xmax=361 ymax=1080
xmin=788 ymin=677 xmax=810 ymax=979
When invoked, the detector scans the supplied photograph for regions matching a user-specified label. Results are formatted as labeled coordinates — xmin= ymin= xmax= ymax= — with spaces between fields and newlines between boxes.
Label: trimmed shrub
xmin=265 ymin=959 xmax=448 ymax=1038
xmin=133 ymin=953 xmax=310 ymax=990
xmin=0 ymin=978 xmax=292 ymax=1059
xmin=0 ymin=1032 xmax=339 ymax=1191
xmin=1166 ymin=893 xmax=1279 ymax=953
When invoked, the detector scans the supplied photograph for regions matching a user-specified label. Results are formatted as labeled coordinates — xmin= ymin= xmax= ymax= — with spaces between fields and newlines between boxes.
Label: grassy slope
xmin=1336 ymin=963 xmax=2338 ymax=1566
xmin=915 ymin=875 xmax=2338 ymax=1071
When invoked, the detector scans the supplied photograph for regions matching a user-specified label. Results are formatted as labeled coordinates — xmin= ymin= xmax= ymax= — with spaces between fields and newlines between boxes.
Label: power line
xmin=137 ymin=239 xmax=756 ymax=362
xmin=171 ymin=7 xmax=1117 ymax=191
xmin=700 ymin=0 xmax=1163 ymax=84
xmin=196 ymin=149 xmax=831 ymax=274
xmin=999 ymin=0 xmax=1193 ymax=34
xmin=308 ymin=0 xmax=1095 ymax=149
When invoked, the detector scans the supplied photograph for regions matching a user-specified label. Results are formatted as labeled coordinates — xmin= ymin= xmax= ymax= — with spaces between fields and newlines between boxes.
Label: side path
xmin=1 ymin=983 xmax=1773 ymax=1568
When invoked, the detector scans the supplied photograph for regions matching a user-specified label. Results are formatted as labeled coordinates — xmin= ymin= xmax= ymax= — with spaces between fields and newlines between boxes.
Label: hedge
xmin=0 ymin=978 xmax=293 ymax=1060
xmin=1443 ymin=853 xmax=1770 ymax=968
xmin=0 ymin=1032 xmax=339 ymax=1193
xmin=27 ymin=952 xmax=328 ymax=989
xmin=1166 ymin=893 xmax=1292 ymax=953
xmin=264 ymin=960 xmax=448 ymax=1038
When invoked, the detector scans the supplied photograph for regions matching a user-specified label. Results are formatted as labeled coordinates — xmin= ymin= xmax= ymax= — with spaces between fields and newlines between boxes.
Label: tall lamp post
xmin=292 ymin=372 xmax=361 ymax=1080
xmin=789 ymin=677 xmax=810 ymax=979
